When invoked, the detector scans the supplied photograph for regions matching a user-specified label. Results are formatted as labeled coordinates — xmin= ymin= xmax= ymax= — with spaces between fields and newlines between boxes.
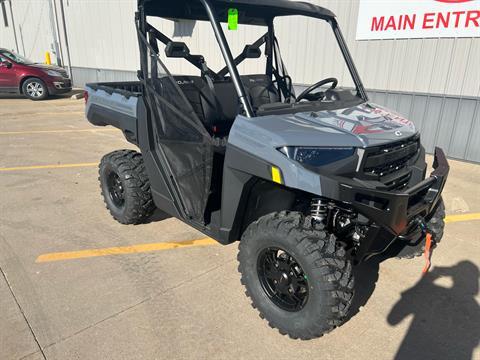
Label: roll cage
xmin=136 ymin=0 xmax=368 ymax=118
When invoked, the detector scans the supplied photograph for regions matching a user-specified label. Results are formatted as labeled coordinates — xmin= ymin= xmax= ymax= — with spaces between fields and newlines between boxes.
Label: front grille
xmin=362 ymin=135 xmax=420 ymax=190
xmin=384 ymin=172 xmax=411 ymax=191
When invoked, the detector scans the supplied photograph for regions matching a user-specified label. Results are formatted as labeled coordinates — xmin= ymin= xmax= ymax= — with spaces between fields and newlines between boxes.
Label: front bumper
xmin=47 ymin=79 xmax=72 ymax=94
xmin=339 ymin=147 xmax=449 ymax=236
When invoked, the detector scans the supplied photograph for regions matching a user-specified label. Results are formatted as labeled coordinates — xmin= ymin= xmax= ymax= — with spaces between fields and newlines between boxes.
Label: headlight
xmin=44 ymin=69 xmax=63 ymax=77
xmin=278 ymin=146 xmax=355 ymax=167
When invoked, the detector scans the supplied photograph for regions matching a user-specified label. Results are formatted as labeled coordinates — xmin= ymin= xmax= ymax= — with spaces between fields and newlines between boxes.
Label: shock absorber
xmin=311 ymin=198 xmax=328 ymax=222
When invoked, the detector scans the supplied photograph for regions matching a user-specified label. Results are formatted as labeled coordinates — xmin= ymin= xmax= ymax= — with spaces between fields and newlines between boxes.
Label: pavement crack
xmin=0 ymin=265 xmax=47 ymax=360
xmin=18 ymin=349 xmax=43 ymax=360
xmin=42 ymin=258 xmax=234 ymax=350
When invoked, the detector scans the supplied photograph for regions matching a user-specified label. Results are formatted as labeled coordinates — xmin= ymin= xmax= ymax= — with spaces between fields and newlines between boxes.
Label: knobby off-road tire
xmin=99 ymin=150 xmax=155 ymax=224
xmin=238 ymin=211 xmax=354 ymax=340
xmin=396 ymin=198 xmax=445 ymax=259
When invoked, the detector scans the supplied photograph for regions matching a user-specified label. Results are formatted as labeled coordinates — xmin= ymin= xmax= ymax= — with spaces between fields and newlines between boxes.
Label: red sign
xmin=357 ymin=0 xmax=480 ymax=40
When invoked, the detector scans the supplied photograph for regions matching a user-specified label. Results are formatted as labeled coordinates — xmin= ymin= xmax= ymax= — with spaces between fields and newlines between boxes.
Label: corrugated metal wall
xmin=0 ymin=1 xmax=15 ymax=47
xmin=0 ymin=0 xmax=54 ymax=62
xmin=2 ymin=0 xmax=479 ymax=162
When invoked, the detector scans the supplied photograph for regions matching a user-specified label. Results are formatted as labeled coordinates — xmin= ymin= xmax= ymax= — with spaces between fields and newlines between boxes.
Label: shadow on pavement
xmin=145 ymin=209 xmax=173 ymax=224
xmin=387 ymin=261 xmax=480 ymax=360
xmin=348 ymin=258 xmax=380 ymax=321
xmin=0 ymin=90 xmax=82 ymax=100
xmin=0 ymin=94 xmax=59 ymax=100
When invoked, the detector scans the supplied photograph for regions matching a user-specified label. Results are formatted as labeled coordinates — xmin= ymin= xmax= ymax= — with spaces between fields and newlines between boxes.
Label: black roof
xmin=139 ymin=0 xmax=335 ymax=26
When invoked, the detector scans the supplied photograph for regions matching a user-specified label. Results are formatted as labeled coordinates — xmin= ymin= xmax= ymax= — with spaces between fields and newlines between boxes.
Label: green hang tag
xmin=228 ymin=8 xmax=238 ymax=30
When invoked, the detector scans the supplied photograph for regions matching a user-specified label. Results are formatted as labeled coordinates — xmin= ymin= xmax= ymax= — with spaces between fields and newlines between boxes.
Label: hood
xmin=30 ymin=63 xmax=64 ymax=71
xmin=30 ymin=63 xmax=69 ymax=77
xmin=296 ymin=102 xmax=416 ymax=146
xmin=231 ymin=102 xmax=417 ymax=149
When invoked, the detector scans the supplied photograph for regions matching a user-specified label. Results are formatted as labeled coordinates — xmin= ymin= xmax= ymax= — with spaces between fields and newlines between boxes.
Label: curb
xmin=70 ymin=92 xmax=84 ymax=100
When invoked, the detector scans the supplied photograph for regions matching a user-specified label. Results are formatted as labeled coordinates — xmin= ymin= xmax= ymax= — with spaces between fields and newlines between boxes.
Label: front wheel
xmin=22 ymin=78 xmax=49 ymax=100
xmin=238 ymin=211 xmax=354 ymax=340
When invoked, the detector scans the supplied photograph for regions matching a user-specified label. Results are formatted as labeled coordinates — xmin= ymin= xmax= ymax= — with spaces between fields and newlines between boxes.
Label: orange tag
xmin=422 ymin=233 xmax=433 ymax=274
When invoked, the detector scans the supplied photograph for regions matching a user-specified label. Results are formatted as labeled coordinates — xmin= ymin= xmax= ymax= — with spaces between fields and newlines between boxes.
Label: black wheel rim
xmin=257 ymin=247 xmax=309 ymax=312
xmin=106 ymin=171 xmax=125 ymax=208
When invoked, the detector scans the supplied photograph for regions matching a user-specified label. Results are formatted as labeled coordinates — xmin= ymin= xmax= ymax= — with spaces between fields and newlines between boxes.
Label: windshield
xmin=275 ymin=17 xmax=351 ymax=90
xmin=257 ymin=15 xmax=365 ymax=114
xmin=1 ymin=51 xmax=35 ymax=65
xmin=214 ymin=15 xmax=366 ymax=116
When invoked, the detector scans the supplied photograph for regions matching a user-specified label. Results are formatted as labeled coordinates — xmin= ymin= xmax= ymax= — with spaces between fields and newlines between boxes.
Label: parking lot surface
xmin=1 ymin=95 xmax=479 ymax=360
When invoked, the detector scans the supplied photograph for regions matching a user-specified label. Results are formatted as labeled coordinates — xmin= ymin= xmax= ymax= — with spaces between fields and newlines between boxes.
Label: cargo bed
xmin=85 ymin=81 xmax=142 ymax=145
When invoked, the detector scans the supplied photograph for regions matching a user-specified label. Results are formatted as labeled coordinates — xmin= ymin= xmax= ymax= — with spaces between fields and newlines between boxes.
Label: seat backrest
xmin=174 ymin=75 xmax=239 ymax=135
xmin=212 ymin=80 xmax=240 ymax=130
xmin=241 ymin=74 xmax=279 ymax=110
xmin=172 ymin=74 xmax=279 ymax=135
xmin=172 ymin=76 xmax=216 ymax=128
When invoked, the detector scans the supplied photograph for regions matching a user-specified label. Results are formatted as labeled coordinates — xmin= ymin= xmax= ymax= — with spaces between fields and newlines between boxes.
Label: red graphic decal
xmin=435 ymin=0 xmax=473 ymax=3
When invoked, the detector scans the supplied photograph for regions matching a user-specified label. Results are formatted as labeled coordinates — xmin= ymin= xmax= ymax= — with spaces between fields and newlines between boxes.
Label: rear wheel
xmin=238 ymin=211 xmax=354 ymax=340
xmin=99 ymin=150 xmax=155 ymax=224
xmin=22 ymin=78 xmax=48 ymax=100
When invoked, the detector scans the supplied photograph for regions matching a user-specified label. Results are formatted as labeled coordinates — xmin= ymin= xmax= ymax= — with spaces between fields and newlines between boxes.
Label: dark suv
xmin=0 ymin=48 xmax=72 ymax=100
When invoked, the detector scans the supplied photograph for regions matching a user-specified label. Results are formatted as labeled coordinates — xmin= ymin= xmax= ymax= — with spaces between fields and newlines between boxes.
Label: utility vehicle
xmin=85 ymin=0 xmax=448 ymax=339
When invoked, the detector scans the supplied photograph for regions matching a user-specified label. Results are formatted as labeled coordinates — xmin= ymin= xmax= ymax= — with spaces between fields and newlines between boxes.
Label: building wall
xmin=1 ymin=0 xmax=54 ymax=62
xmin=0 ymin=1 xmax=15 ymax=48
xmin=1 ymin=0 xmax=479 ymax=162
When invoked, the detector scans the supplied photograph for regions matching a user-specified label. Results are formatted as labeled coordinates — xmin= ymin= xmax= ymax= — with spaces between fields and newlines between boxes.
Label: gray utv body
xmin=85 ymin=0 xmax=449 ymax=262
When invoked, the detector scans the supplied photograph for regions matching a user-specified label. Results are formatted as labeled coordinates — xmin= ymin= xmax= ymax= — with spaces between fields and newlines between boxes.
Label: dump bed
xmin=85 ymin=81 xmax=142 ymax=145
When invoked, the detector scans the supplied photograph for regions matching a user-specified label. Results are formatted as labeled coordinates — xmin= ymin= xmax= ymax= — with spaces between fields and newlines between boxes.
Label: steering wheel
xmin=296 ymin=77 xmax=338 ymax=102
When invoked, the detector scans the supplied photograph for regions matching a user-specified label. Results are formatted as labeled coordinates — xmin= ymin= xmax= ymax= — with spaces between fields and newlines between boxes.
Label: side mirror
xmin=189 ymin=54 xmax=205 ymax=63
xmin=165 ymin=41 xmax=190 ymax=58
xmin=242 ymin=45 xmax=261 ymax=59
xmin=1 ymin=61 xmax=12 ymax=69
